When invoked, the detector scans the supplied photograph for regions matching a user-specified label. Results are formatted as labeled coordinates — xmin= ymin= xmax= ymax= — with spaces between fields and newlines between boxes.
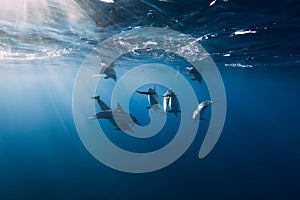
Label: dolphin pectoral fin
xmin=104 ymin=76 xmax=109 ymax=79
xmin=136 ymin=91 xmax=149 ymax=95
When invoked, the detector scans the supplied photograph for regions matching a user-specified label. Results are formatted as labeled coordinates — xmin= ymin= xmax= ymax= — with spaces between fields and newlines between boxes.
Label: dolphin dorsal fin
xmin=153 ymin=84 xmax=156 ymax=91
xmin=116 ymin=103 xmax=125 ymax=112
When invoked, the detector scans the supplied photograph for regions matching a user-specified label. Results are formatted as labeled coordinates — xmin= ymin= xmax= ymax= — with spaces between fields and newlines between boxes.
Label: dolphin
xmin=185 ymin=66 xmax=202 ymax=84
xmin=136 ymin=85 xmax=160 ymax=112
xmin=162 ymin=89 xmax=171 ymax=113
xmin=93 ymin=63 xmax=117 ymax=81
xmin=192 ymin=100 xmax=213 ymax=120
xmin=92 ymin=97 xmax=140 ymax=126
xmin=162 ymin=89 xmax=181 ymax=117
xmin=90 ymin=96 xmax=140 ymax=131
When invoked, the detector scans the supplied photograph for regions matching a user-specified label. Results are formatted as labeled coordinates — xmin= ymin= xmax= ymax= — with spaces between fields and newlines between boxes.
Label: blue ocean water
xmin=0 ymin=0 xmax=300 ymax=199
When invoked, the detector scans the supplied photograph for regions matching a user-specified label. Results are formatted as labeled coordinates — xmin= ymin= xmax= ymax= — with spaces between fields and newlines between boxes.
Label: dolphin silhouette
xmin=162 ymin=89 xmax=171 ymax=113
xmin=136 ymin=85 xmax=160 ymax=112
xmin=162 ymin=89 xmax=181 ymax=117
xmin=193 ymin=100 xmax=213 ymax=120
xmin=93 ymin=63 xmax=117 ymax=81
xmin=185 ymin=66 xmax=202 ymax=84
xmin=89 ymin=96 xmax=140 ymax=131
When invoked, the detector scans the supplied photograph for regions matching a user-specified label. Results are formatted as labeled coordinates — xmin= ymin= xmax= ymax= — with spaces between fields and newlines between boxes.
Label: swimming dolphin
xmin=90 ymin=96 xmax=140 ymax=131
xmin=162 ymin=89 xmax=181 ymax=117
xmin=162 ymin=89 xmax=171 ymax=113
xmin=136 ymin=85 xmax=160 ymax=112
xmin=93 ymin=63 xmax=117 ymax=81
xmin=185 ymin=66 xmax=202 ymax=84
xmin=192 ymin=100 xmax=213 ymax=120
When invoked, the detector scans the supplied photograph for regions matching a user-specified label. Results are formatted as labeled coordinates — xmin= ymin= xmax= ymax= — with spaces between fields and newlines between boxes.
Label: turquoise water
xmin=1 ymin=0 xmax=300 ymax=199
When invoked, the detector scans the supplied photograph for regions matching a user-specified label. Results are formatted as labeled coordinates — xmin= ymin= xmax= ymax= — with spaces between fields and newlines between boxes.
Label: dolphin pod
xmin=91 ymin=64 xmax=215 ymax=131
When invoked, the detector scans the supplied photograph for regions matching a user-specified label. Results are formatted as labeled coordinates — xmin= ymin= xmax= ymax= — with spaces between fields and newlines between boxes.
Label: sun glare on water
xmin=0 ymin=0 xmax=91 ymax=26
xmin=0 ymin=0 xmax=97 ymax=62
xmin=0 ymin=0 xmax=48 ymax=24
